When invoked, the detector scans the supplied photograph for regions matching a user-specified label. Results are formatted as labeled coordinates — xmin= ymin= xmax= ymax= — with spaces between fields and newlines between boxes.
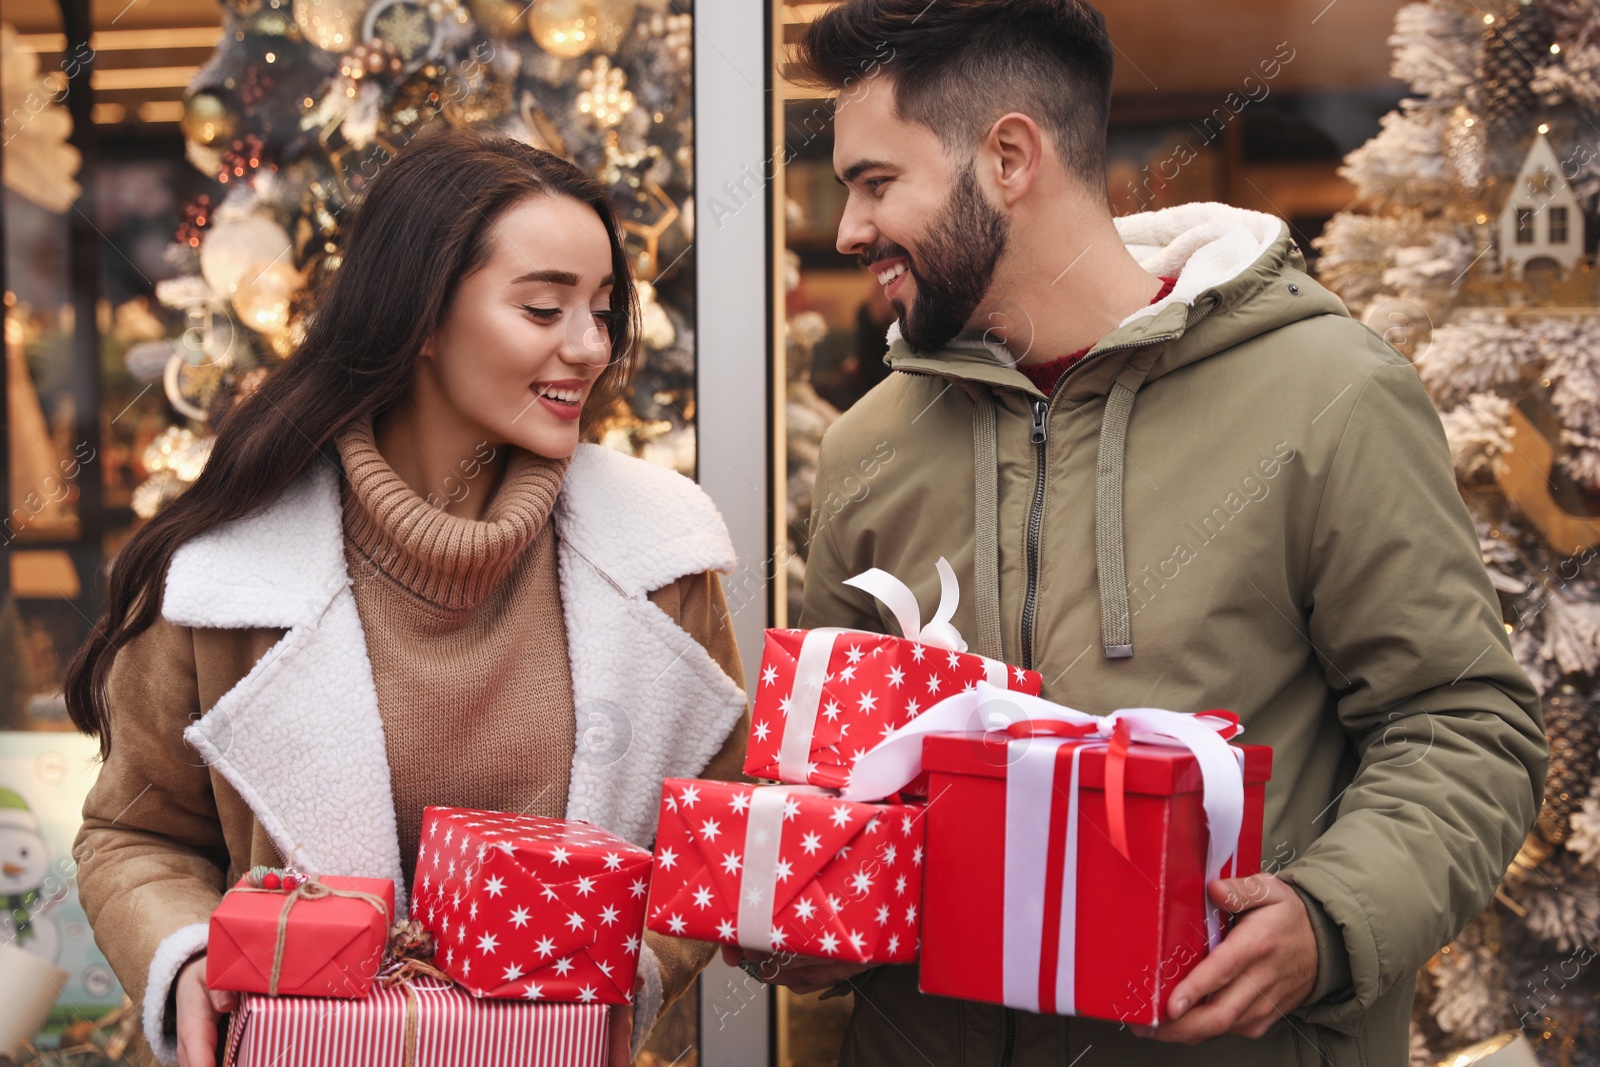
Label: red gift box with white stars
xmin=645 ymin=778 xmax=925 ymax=965
xmin=745 ymin=629 xmax=1043 ymax=791
xmin=409 ymin=807 xmax=652 ymax=1005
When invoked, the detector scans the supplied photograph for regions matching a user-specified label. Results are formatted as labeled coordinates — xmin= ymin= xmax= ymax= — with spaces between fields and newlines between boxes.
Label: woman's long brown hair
xmin=64 ymin=125 xmax=641 ymax=755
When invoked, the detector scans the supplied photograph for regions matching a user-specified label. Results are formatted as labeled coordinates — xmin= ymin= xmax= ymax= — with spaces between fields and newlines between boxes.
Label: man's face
xmin=833 ymin=78 xmax=1009 ymax=353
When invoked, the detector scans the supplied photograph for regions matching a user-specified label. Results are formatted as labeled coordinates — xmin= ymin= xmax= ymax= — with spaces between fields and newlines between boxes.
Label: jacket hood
xmin=885 ymin=202 xmax=1350 ymax=397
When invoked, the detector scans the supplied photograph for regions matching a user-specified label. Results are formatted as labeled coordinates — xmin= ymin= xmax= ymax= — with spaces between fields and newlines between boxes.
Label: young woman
xmin=65 ymin=126 xmax=749 ymax=1067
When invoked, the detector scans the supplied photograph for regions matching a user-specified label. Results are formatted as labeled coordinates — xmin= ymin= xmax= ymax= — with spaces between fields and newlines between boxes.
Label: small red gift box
xmin=646 ymin=778 xmax=924 ymax=964
xmin=746 ymin=562 xmax=1041 ymax=791
xmin=207 ymin=874 xmax=394 ymax=998
xmin=918 ymin=722 xmax=1272 ymax=1027
xmin=409 ymin=807 xmax=652 ymax=1004
xmin=221 ymin=978 xmax=608 ymax=1067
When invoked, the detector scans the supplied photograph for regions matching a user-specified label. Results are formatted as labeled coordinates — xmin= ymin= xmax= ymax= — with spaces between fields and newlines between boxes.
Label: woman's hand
xmin=719 ymin=944 xmax=871 ymax=995
xmin=607 ymin=1000 xmax=634 ymax=1065
xmin=175 ymin=955 xmax=236 ymax=1067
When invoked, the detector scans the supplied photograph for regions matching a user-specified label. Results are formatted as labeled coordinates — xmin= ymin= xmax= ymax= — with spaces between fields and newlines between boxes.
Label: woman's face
xmin=421 ymin=193 xmax=618 ymax=459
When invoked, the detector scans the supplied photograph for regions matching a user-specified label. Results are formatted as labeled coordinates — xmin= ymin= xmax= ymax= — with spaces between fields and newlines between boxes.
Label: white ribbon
xmin=734 ymin=785 xmax=828 ymax=951
xmin=775 ymin=559 xmax=1006 ymax=782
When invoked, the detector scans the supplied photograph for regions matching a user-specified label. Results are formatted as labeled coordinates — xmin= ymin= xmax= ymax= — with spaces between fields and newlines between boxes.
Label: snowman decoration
xmin=0 ymin=787 xmax=61 ymax=963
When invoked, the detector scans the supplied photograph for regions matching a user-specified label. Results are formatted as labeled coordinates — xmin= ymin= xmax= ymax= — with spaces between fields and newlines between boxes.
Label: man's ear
xmin=983 ymin=112 xmax=1044 ymax=207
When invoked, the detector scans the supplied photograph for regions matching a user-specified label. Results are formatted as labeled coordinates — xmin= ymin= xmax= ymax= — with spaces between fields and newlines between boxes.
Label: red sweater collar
xmin=1019 ymin=275 xmax=1178 ymax=396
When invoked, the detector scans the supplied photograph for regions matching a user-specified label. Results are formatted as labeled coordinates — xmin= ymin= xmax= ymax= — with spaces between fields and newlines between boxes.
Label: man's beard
xmin=871 ymin=164 xmax=1009 ymax=353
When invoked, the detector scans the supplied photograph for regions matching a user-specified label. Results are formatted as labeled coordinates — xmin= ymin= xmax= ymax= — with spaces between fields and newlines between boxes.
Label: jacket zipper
xmin=1014 ymin=298 xmax=1218 ymax=671
xmin=1019 ymin=399 xmax=1050 ymax=671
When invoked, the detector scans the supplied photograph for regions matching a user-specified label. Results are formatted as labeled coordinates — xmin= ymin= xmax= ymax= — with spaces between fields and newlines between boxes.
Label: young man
xmin=724 ymin=1 xmax=1549 ymax=1065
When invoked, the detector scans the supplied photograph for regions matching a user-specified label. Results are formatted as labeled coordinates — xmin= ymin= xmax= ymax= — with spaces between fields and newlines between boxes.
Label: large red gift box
xmin=409 ymin=807 xmax=652 ymax=1004
xmin=221 ymin=978 xmax=607 ymax=1067
xmin=919 ymin=726 xmax=1272 ymax=1026
xmin=747 ymin=627 xmax=1041 ymax=790
xmin=207 ymin=874 xmax=394 ymax=998
xmin=646 ymin=778 xmax=924 ymax=964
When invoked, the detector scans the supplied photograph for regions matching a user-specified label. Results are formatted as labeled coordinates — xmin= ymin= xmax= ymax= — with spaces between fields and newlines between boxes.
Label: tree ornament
xmin=1536 ymin=686 xmax=1600 ymax=846
xmin=199 ymin=214 xmax=295 ymax=297
xmin=575 ymin=55 xmax=633 ymax=129
xmin=592 ymin=0 xmax=636 ymax=53
xmin=294 ymin=0 xmax=366 ymax=50
xmin=231 ymin=260 xmax=306 ymax=337
xmin=181 ymin=92 xmax=237 ymax=147
xmin=528 ymin=0 xmax=602 ymax=57
xmin=363 ymin=0 xmax=440 ymax=67
xmin=1479 ymin=2 xmax=1555 ymax=143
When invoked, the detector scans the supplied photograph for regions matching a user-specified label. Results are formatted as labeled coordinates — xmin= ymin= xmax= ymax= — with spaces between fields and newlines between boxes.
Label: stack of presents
xmin=207 ymin=562 xmax=1271 ymax=1065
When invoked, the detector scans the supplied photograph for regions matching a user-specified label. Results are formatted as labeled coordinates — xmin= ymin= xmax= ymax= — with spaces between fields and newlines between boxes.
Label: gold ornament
xmin=181 ymin=93 xmax=237 ymax=147
xmin=294 ymin=0 xmax=365 ymax=50
xmin=593 ymin=0 xmax=636 ymax=52
xmin=1492 ymin=403 xmax=1600 ymax=555
xmin=575 ymin=55 xmax=633 ymax=129
xmin=528 ymin=0 xmax=602 ymax=58
xmin=231 ymin=260 xmax=305 ymax=337
xmin=466 ymin=0 xmax=521 ymax=35
xmin=618 ymin=175 xmax=681 ymax=281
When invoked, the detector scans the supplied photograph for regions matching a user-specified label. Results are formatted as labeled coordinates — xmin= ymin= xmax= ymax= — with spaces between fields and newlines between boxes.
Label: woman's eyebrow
xmin=507 ymin=269 xmax=616 ymax=287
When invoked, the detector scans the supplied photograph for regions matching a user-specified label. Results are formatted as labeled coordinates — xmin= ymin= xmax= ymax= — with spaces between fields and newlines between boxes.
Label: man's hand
xmin=175 ymin=955 xmax=237 ymax=1067
xmin=1137 ymin=874 xmax=1318 ymax=1044
xmin=719 ymin=944 xmax=871 ymax=995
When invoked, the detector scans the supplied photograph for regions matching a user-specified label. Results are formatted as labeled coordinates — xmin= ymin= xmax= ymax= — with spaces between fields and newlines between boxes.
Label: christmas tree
xmin=1317 ymin=2 xmax=1600 ymax=1062
xmin=128 ymin=0 xmax=699 ymax=517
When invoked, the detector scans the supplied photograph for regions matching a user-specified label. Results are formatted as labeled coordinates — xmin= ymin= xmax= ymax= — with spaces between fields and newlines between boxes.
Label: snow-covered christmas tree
xmin=127 ymin=0 xmax=700 ymax=518
xmin=1317 ymin=2 xmax=1600 ymax=1062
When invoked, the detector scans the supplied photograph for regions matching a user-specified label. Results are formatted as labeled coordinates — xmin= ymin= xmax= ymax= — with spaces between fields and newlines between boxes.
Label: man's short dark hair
xmin=792 ymin=0 xmax=1115 ymax=197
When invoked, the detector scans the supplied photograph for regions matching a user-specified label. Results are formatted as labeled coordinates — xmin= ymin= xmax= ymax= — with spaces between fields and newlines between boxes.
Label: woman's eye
xmin=521 ymin=305 xmax=561 ymax=321
xmin=590 ymin=310 xmax=614 ymax=330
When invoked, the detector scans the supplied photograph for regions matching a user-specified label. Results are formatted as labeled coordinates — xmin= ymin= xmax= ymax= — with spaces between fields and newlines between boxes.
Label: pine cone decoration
xmin=1480 ymin=1 xmax=1555 ymax=142
xmin=1537 ymin=684 xmax=1600 ymax=846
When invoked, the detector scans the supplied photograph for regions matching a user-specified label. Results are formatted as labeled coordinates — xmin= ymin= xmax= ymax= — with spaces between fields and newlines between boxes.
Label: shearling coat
xmin=75 ymin=443 xmax=751 ymax=1064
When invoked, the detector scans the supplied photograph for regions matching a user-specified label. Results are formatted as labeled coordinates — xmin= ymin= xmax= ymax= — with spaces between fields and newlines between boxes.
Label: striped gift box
xmin=222 ymin=978 xmax=608 ymax=1067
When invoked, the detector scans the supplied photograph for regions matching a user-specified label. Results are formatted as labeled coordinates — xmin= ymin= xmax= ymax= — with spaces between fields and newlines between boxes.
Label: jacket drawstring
xmin=1095 ymin=370 xmax=1148 ymax=659
xmin=971 ymin=391 xmax=1005 ymax=662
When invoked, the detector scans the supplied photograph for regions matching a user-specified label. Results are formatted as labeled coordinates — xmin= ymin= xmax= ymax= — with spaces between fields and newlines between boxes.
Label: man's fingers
xmin=1154 ymin=972 xmax=1259 ymax=1044
xmin=1167 ymin=932 xmax=1257 ymax=1019
xmin=1209 ymin=874 xmax=1277 ymax=915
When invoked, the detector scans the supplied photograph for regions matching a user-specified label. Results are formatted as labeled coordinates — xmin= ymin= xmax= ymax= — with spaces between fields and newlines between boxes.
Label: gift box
xmin=221 ymin=978 xmax=608 ymax=1067
xmin=646 ymin=778 xmax=924 ymax=964
xmin=207 ymin=873 xmax=394 ymax=999
xmin=916 ymin=701 xmax=1272 ymax=1027
xmin=409 ymin=807 xmax=652 ymax=1004
xmin=746 ymin=560 xmax=1042 ymax=791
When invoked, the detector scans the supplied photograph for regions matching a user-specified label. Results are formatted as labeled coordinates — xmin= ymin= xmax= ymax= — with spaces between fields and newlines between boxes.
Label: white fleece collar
xmin=1113 ymin=201 xmax=1284 ymax=326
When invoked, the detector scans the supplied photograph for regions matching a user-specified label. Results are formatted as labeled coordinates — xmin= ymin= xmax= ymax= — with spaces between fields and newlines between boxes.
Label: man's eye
xmin=522 ymin=305 xmax=561 ymax=320
xmin=865 ymin=178 xmax=890 ymax=192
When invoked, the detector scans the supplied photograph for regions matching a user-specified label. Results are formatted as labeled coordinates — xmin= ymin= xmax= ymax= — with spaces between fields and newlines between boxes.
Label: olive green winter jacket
xmin=800 ymin=202 xmax=1547 ymax=1067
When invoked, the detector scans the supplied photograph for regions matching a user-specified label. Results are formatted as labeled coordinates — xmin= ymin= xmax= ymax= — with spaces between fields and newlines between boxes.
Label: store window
xmin=1550 ymin=204 xmax=1569 ymax=243
xmin=4 ymin=0 xmax=706 ymax=1058
xmin=1518 ymin=205 xmax=1537 ymax=243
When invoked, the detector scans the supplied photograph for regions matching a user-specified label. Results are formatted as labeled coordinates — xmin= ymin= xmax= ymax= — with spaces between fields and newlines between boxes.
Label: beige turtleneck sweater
xmin=331 ymin=418 xmax=750 ymax=1025
xmin=336 ymin=419 xmax=577 ymax=888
